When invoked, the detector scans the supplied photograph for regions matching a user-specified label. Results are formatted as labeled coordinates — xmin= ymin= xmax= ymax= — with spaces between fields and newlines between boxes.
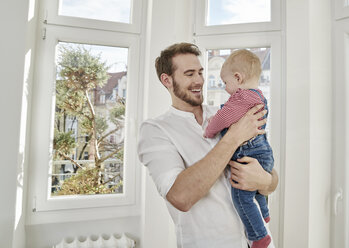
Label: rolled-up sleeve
xmin=138 ymin=121 xmax=185 ymax=198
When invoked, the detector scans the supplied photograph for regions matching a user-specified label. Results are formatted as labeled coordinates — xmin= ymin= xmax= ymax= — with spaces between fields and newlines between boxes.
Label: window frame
xmin=194 ymin=0 xmax=284 ymax=244
xmin=331 ymin=17 xmax=349 ymax=248
xmin=28 ymin=1 xmax=143 ymax=219
xmin=335 ymin=0 xmax=349 ymax=20
xmin=194 ymin=0 xmax=281 ymax=36
xmin=44 ymin=0 xmax=143 ymax=33
xmin=195 ymin=31 xmax=283 ymax=248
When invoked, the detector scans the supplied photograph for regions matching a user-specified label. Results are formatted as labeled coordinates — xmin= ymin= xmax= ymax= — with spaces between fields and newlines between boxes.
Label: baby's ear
xmin=234 ymin=72 xmax=244 ymax=84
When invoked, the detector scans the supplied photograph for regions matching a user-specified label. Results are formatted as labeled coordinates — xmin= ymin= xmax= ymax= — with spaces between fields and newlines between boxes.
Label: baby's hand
xmin=203 ymin=116 xmax=214 ymax=138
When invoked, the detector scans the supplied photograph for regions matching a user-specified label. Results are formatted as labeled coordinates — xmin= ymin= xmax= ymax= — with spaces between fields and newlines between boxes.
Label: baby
xmin=204 ymin=49 xmax=274 ymax=248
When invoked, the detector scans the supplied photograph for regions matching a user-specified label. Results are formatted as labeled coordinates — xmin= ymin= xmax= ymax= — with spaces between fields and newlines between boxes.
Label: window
xmin=208 ymin=75 xmax=215 ymax=88
xmin=206 ymin=0 xmax=271 ymax=25
xmin=195 ymin=0 xmax=280 ymax=35
xmin=100 ymin=94 xmax=106 ymax=104
xmin=194 ymin=0 xmax=283 ymax=245
xmin=51 ymin=42 xmax=128 ymax=197
xmin=59 ymin=0 xmax=131 ymax=23
xmin=335 ymin=0 xmax=349 ymax=19
xmin=331 ymin=15 xmax=349 ymax=248
xmin=29 ymin=0 xmax=143 ymax=218
xmin=45 ymin=0 xmax=142 ymax=33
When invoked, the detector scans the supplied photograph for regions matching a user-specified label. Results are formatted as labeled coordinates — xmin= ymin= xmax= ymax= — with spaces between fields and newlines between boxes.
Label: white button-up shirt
xmin=138 ymin=105 xmax=248 ymax=248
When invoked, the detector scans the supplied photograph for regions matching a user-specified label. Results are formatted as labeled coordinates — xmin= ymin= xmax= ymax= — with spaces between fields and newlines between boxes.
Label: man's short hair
xmin=223 ymin=49 xmax=262 ymax=81
xmin=155 ymin=43 xmax=201 ymax=81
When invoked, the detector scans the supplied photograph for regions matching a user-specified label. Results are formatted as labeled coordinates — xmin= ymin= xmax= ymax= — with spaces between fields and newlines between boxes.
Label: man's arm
xmin=166 ymin=104 xmax=267 ymax=212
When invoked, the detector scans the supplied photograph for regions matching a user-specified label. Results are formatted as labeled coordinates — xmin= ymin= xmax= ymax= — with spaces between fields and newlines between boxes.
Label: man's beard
xmin=173 ymin=79 xmax=203 ymax=107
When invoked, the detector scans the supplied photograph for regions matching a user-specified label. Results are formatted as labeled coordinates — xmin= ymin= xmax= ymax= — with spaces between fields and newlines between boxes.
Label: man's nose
xmin=194 ymin=73 xmax=204 ymax=85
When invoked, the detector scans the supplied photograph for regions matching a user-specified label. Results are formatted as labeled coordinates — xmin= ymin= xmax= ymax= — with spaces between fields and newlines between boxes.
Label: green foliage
xmin=95 ymin=116 xmax=108 ymax=136
xmin=54 ymin=167 xmax=123 ymax=196
xmin=57 ymin=46 xmax=110 ymax=91
xmin=55 ymin=79 xmax=87 ymax=117
xmin=109 ymin=101 xmax=125 ymax=125
xmin=54 ymin=45 xmax=110 ymax=155
xmin=53 ymin=130 xmax=76 ymax=159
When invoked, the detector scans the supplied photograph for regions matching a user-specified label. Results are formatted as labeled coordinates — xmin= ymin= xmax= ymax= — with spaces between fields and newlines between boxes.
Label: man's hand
xmin=229 ymin=156 xmax=278 ymax=195
xmin=226 ymin=104 xmax=267 ymax=146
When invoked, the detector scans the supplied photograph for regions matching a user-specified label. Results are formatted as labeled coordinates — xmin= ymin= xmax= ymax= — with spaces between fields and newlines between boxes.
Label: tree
xmin=53 ymin=45 xmax=125 ymax=195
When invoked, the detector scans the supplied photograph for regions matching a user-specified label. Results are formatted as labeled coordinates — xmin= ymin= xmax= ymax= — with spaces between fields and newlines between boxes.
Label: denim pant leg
xmin=242 ymin=135 xmax=274 ymax=222
xmin=255 ymin=193 xmax=269 ymax=219
xmin=231 ymin=187 xmax=268 ymax=241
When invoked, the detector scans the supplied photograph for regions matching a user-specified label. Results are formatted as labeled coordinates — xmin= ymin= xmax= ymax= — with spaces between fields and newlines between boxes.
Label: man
xmin=138 ymin=43 xmax=278 ymax=248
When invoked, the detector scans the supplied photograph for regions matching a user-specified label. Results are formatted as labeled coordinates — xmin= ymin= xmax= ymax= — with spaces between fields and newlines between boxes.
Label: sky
xmin=207 ymin=0 xmax=270 ymax=25
xmin=60 ymin=0 xmax=270 ymax=26
xmin=59 ymin=0 xmax=130 ymax=23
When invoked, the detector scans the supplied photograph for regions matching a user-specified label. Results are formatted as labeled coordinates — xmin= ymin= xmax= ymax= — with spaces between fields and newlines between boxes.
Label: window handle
xmin=333 ymin=188 xmax=343 ymax=216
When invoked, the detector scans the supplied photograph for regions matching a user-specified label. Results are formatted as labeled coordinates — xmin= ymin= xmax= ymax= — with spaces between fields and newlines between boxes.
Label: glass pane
xmin=207 ymin=0 xmax=271 ymax=25
xmin=206 ymin=47 xmax=271 ymax=132
xmin=59 ymin=0 xmax=131 ymax=23
xmin=51 ymin=42 xmax=128 ymax=196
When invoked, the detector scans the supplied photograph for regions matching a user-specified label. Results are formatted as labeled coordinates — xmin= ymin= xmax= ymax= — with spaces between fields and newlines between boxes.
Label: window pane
xmin=59 ymin=0 xmax=131 ymax=23
xmin=51 ymin=42 xmax=128 ymax=196
xmin=207 ymin=0 xmax=271 ymax=25
xmin=206 ymin=47 xmax=271 ymax=131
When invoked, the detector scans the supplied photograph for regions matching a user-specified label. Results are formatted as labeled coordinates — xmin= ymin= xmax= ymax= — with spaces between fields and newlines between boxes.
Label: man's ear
xmin=160 ymin=73 xmax=172 ymax=89
xmin=234 ymin=72 xmax=244 ymax=85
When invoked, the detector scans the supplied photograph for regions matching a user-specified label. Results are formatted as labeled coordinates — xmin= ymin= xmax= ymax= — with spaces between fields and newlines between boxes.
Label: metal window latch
xmin=333 ymin=188 xmax=343 ymax=216
xmin=32 ymin=196 xmax=37 ymax=212
xmin=42 ymin=27 xmax=46 ymax=40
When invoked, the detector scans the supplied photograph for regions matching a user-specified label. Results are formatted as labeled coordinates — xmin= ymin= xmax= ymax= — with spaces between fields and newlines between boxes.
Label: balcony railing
xmin=50 ymin=159 xmax=123 ymax=194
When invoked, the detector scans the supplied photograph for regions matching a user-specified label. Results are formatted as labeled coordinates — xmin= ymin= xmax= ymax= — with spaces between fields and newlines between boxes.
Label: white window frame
xmin=194 ymin=0 xmax=284 ymax=245
xmin=30 ymin=25 xmax=140 ymax=211
xmin=195 ymin=32 xmax=283 ymax=247
xmin=28 ymin=1 xmax=143 ymax=224
xmin=44 ymin=0 xmax=143 ymax=33
xmin=335 ymin=0 xmax=349 ymax=20
xmin=331 ymin=17 xmax=349 ymax=248
xmin=194 ymin=0 xmax=281 ymax=36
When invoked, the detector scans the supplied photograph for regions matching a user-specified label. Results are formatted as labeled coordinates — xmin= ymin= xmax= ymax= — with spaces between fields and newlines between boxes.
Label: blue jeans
xmin=230 ymin=134 xmax=274 ymax=241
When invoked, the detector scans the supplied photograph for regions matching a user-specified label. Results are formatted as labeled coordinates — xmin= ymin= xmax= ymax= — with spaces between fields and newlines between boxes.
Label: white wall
xmin=0 ymin=0 xmax=36 ymax=246
xmin=140 ymin=0 xmax=193 ymax=247
xmin=282 ymin=0 xmax=332 ymax=247
xmin=26 ymin=216 xmax=140 ymax=248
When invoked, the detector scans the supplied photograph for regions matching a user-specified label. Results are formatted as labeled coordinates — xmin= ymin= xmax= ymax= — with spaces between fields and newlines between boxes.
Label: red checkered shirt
xmin=204 ymin=88 xmax=265 ymax=138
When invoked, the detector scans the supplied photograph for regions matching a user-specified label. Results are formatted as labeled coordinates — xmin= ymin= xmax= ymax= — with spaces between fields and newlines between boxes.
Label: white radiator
xmin=53 ymin=233 xmax=136 ymax=248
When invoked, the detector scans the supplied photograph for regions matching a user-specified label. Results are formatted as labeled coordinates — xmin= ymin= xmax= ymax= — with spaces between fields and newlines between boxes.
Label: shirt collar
xmin=169 ymin=105 xmax=196 ymax=118
xmin=169 ymin=105 xmax=211 ymax=127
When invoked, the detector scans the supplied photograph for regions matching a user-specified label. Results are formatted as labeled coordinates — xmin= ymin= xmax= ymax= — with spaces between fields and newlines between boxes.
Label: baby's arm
xmin=204 ymin=90 xmax=265 ymax=138
xmin=204 ymin=105 xmax=242 ymax=138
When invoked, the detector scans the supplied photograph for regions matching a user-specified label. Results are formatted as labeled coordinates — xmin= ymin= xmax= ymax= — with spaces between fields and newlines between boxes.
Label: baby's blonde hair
xmin=223 ymin=49 xmax=262 ymax=82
